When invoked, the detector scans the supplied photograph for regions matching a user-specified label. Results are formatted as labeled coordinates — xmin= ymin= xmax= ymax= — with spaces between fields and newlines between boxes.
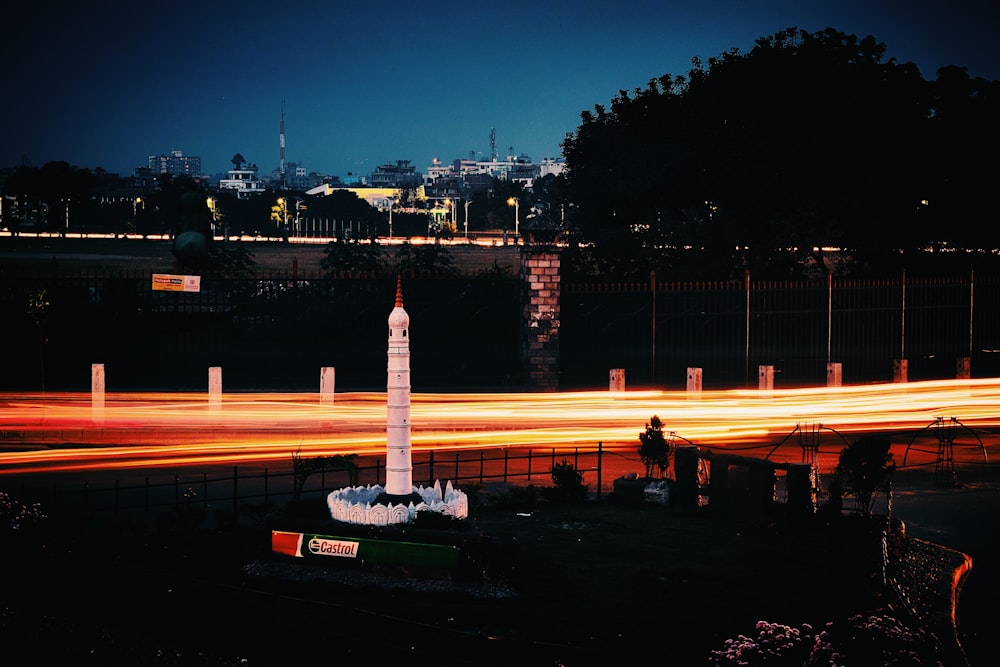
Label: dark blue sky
xmin=3 ymin=1 xmax=998 ymax=179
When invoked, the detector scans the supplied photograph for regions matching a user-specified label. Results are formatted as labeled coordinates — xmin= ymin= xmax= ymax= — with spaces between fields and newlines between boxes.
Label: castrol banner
xmin=270 ymin=529 xmax=460 ymax=568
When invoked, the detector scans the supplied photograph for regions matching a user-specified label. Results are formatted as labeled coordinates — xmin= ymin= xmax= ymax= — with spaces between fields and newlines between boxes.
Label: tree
xmin=834 ymin=436 xmax=895 ymax=517
xmin=25 ymin=288 xmax=49 ymax=391
xmin=231 ymin=153 xmax=246 ymax=170
xmin=393 ymin=241 xmax=455 ymax=275
xmin=638 ymin=415 xmax=671 ymax=479
xmin=561 ymin=27 xmax=997 ymax=280
xmin=320 ymin=236 xmax=384 ymax=274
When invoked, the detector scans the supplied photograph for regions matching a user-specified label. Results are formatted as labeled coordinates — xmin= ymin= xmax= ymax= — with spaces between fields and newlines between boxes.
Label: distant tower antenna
xmin=279 ymin=100 xmax=286 ymax=185
xmin=490 ymin=127 xmax=496 ymax=162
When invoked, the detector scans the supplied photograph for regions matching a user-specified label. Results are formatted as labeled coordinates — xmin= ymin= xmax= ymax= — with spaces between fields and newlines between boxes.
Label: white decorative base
xmin=327 ymin=479 xmax=469 ymax=525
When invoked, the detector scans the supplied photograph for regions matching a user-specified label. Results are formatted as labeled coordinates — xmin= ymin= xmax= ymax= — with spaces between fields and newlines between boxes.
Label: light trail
xmin=1 ymin=378 xmax=998 ymax=475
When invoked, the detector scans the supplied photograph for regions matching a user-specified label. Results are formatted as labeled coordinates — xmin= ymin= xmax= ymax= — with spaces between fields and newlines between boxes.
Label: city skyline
xmin=3 ymin=1 xmax=999 ymax=180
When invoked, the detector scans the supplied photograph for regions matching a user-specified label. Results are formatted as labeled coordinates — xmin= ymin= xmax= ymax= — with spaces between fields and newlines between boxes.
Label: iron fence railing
xmin=3 ymin=269 xmax=998 ymax=392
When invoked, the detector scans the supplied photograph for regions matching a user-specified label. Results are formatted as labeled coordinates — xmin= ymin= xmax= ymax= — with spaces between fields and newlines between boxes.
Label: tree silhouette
xmin=834 ymin=436 xmax=895 ymax=518
xmin=561 ymin=27 xmax=1000 ymax=280
xmin=638 ymin=415 xmax=671 ymax=479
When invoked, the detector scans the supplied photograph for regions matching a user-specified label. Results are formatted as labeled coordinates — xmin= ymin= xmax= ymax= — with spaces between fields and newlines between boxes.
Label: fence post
xmin=428 ymin=450 xmax=435 ymax=485
xmin=479 ymin=452 xmax=484 ymax=484
xmin=597 ymin=441 xmax=603 ymax=498
xmin=503 ymin=449 xmax=509 ymax=482
xmin=527 ymin=450 xmax=533 ymax=480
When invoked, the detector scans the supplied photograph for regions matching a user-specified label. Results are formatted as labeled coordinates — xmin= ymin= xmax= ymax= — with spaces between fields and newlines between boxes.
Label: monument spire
xmin=384 ymin=275 xmax=413 ymax=497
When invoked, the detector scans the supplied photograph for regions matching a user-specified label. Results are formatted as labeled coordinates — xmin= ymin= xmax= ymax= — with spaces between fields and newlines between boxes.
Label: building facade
xmin=147 ymin=150 xmax=202 ymax=178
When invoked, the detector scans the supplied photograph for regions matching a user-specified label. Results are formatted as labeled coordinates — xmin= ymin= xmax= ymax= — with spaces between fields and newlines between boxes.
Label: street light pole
xmin=507 ymin=196 xmax=519 ymax=243
xmin=464 ymin=200 xmax=471 ymax=238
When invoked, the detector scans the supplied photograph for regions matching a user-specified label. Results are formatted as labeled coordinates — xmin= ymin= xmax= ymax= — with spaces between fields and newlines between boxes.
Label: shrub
xmin=0 ymin=491 xmax=47 ymax=532
xmin=834 ymin=436 xmax=895 ymax=517
xmin=638 ymin=415 xmax=671 ymax=479
xmin=545 ymin=459 xmax=589 ymax=502
xmin=710 ymin=614 xmax=944 ymax=666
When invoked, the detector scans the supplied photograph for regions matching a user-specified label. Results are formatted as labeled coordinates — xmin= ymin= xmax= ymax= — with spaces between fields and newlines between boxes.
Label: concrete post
xmin=826 ymin=362 xmax=842 ymax=387
xmin=758 ymin=365 xmax=774 ymax=391
xmin=893 ymin=359 xmax=908 ymax=383
xmin=956 ymin=357 xmax=971 ymax=380
xmin=320 ymin=366 xmax=336 ymax=405
xmin=686 ymin=367 xmax=703 ymax=394
xmin=91 ymin=363 xmax=105 ymax=424
xmin=609 ymin=368 xmax=625 ymax=392
xmin=209 ymin=366 xmax=222 ymax=410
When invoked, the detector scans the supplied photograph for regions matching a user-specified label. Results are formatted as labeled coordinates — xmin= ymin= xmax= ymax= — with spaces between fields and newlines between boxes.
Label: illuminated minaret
xmin=385 ymin=275 xmax=413 ymax=497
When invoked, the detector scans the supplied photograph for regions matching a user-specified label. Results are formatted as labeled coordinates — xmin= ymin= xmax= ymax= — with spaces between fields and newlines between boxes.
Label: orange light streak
xmin=1 ymin=378 xmax=998 ymax=475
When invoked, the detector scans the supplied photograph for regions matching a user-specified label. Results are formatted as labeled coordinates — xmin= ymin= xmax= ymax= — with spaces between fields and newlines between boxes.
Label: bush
xmin=638 ymin=415 xmax=671 ymax=479
xmin=710 ymin=614 xmax=944 ymax=666
xmin=834 ymin=436 xmax=895 ymax=517
xmin=545 ymin=460 xmax=589 ymax=502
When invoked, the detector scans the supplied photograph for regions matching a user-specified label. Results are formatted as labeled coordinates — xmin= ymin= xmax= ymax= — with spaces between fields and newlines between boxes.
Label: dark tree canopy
xmin=561 ymin=27 xmax=1000 ymax=280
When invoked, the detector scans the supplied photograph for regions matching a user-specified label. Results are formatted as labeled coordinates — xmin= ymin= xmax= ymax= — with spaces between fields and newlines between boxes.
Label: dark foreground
xmin=3 ymin=465 xmax=997 ymax=666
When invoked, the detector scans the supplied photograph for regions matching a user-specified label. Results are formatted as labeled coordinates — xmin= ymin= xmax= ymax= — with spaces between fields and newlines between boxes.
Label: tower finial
xmin=395 ymin=274 xmax=403 ymax=307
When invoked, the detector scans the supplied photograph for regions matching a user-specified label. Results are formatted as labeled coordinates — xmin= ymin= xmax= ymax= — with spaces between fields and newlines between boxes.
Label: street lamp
xmin=206 ymin=197 xmax=216 ymax=238
xmin=387 ymin=197 xmax=395 ymax=239
xmin=464 ymin=200 xmax=471 ymax=238
xmin=277 ymin=197 xmax=289 ymax=239
xmin=507 ymin=196 xmax=519 ymax=241
xmin=132 ymin=197 xmax=143 ymax=238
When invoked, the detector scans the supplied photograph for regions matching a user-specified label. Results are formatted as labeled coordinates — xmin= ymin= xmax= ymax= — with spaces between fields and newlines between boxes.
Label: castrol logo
xmin=307 ymin=537 xmax=360 ymax=558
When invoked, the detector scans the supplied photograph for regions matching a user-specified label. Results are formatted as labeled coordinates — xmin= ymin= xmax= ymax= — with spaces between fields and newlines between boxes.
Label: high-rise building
xmin=148 ymin=150 xmax=202 ymax=178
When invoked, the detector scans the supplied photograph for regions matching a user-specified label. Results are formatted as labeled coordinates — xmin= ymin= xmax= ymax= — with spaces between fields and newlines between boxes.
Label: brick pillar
xmin=520 ymin=235 xmax=561 ymax=391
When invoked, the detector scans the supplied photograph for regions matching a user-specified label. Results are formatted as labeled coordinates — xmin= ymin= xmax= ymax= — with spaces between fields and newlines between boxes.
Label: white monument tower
xmin=323 ymin=276 xmax=468 ymax=524
xmin=384 ymin=275 xmax=414 ymax=497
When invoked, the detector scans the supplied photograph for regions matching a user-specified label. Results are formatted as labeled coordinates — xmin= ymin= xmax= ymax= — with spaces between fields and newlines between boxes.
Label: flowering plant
xmin=0 ymin=491 xmax=47 ymax=532
xmin=711 ymin=614 xmax=943 ymax=666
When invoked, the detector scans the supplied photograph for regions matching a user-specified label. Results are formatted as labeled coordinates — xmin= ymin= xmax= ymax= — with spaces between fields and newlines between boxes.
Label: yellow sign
xmin=151 ymin=273 xmax=201 ymax=293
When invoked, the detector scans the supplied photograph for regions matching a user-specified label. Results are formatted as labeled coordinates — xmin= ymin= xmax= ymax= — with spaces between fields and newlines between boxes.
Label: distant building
xmin=371 ymin=160 xmax=421 ymax=188
xmin=218 ymin=163 xmax=267 ymax=199
xmin=148 ymin=150 xmax=202 ymax=178
xmin=304 ymin=184 xmax=401 ymax=211
xmin=422 ymin=152 xmax=561 ymax=191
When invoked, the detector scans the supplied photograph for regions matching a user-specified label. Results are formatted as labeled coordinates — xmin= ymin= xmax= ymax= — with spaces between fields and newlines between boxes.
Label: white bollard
xmin=91 ymin=363 xmax=105 ymax=423
xmin=686 ymin=367 xmax=703 ymax=394
xmin=758 ymin=365 xmax=774 ymax=392
xmin=826 ymin=362 xmax=842 ymax=387
xmin=209 ymin=366 xmax=222 ymax=410
xmin=609 ymin=368 xmax=625 ymax=392
xmin=320 ymin=366 xmax=336 ymax=405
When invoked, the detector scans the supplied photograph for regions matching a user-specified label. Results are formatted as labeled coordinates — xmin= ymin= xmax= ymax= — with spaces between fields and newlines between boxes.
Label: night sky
xmin=3 ymin=0 xmax=998 ymax=179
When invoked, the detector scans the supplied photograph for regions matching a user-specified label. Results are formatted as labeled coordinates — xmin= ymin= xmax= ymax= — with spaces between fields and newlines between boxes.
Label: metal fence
xmin=2 ymin=268 xmax=998 ymax=392
xmin=10 ymin=446 xmax=617 ymax=527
